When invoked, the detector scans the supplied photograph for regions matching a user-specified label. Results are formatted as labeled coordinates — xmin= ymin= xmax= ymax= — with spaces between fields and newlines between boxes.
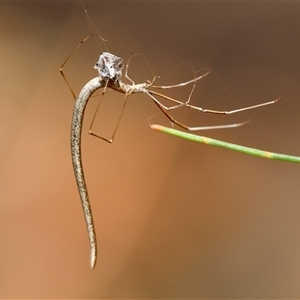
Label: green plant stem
xmin=151 ymin=124 xmax=300 ymax=163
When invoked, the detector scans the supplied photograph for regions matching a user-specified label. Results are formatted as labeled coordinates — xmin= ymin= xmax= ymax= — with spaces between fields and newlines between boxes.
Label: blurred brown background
xmin=1 ymin=1 xmax=300 ymax=298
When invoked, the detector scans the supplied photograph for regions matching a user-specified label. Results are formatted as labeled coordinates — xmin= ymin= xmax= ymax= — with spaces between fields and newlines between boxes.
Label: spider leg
xmin=147 ymin=69 xmax=207 ymax=110
xmin=147 ymin=90 xmax=283 ymax=115
xmin=124 ymin=53 xmax=136 ymax=85
xmin=144 ymin=90 xmax=283 ymax=131
xmin=88 ymin=90 xmax=130 ymax=143
xmin=60 ymin=34 xmax=94 ymax=100
xmin=125 ymin=52 xmax=157 ymax=86
xmin=151 ymin=68 xmax=212 ymax=90
xmin=185 ymin=93 xmax=284 ymax=115
xmin=146 ymin=91 xmax=248 ymax=131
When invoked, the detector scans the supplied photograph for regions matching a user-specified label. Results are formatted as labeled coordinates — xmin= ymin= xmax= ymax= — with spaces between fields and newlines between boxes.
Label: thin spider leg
xmin=163 ymin=73 xmax=197 ymax=110
xmin=88 ymin=92 xmax=130 ymax=143
xmin=145 ymin=91 xmax=247 ymax=131
xmin=80 ymin=1 xmax=108 ymax=52
xmin=184 ymin=69 xmax=197 ymax=106
xmin=147 ymin=89 xmax=283 ymax=115
xmin=147 ymin=69 xmax=209 ymax=111
xmin=91 ymin=88 xmax=115 ymax=98
xmin=151 ymin=69 xmax=212 ymax=89
xmin=147 ymin=89 xmax=209 ymax=111
xmin=125 ymin=52 xmax=157 ymax=86
xmin=125 ymin=54 xmax=136 ymax=85
xmin=87 ymin=79 xmax=109 ymax=141
xmin=147 ymin=90 xmax=184 ymax=109
xmin=60 ymin=34 xmax=93 ymax=100
xmin=185 ymin=93 xmax=284 ymax=115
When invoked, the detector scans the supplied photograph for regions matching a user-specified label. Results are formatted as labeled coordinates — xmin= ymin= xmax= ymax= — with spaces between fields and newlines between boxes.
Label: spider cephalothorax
xmin=94 ymin=52 xmax=124 ymax=84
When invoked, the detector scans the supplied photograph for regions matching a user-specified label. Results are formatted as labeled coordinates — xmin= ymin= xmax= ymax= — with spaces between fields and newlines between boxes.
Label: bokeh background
xmin=1 ymin=1 xmax=300 ymax=298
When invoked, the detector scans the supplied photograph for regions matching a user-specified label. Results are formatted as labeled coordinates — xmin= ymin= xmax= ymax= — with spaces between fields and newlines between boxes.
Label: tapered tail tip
xmin=90 ymin=249 xmax=97 ymax=269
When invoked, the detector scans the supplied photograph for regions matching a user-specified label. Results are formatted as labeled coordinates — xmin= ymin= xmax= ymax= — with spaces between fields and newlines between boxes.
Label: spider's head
xmin=94 ymin=52 xmax=124 ymax=83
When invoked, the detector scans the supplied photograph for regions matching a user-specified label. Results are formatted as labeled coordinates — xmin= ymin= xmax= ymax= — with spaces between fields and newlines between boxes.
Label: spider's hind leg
xmin=88 ymin=89 xmax=130 ymax=143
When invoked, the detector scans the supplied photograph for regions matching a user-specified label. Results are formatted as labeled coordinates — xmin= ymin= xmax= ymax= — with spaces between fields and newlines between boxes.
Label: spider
xmin=60 ymin=3 xmax=281 ymax=269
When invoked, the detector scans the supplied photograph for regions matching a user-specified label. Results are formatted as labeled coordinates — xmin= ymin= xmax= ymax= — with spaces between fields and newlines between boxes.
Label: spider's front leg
xmin=144 ymin=88 xmax=283 ymax=132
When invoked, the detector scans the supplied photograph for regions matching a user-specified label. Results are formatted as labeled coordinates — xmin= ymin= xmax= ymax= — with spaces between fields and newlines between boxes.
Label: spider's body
xmin=94 ymin=52 xmax=123 ymax=85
